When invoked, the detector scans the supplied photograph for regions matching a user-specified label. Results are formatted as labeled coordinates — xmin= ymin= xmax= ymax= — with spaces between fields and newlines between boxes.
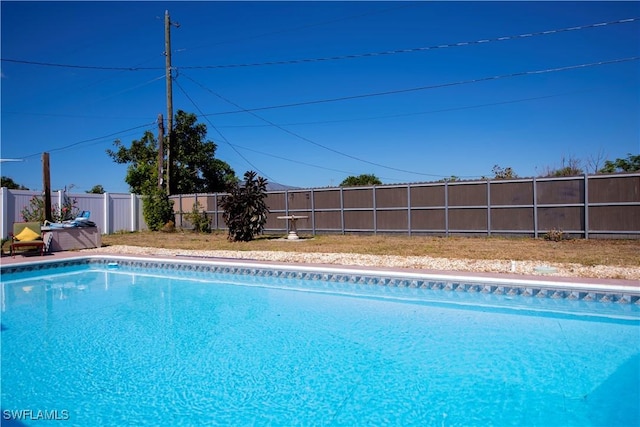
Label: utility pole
xmin=42 ymin=152 xmax=52 ymax=222
xmin=157 ymin=113 xmax=164 ymax=190
xmin=164 ymin=10 xmax=179 ymax=195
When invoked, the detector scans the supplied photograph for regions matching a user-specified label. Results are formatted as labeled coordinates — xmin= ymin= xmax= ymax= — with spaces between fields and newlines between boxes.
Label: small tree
xmin=599 ymin=153 xmax=640 ymax=173
xmin=492 ymin=165 xmax=518 ymax=180
xmin=143 ymin=187 xmax=174 ymax=231
xmin=219 ymin=171 xmax=269 ymax=242
xmin=184 ymin=201 xmax=210 ymax=233
xmin=86 ymin=185 xmax=105 ymax=194
xmin=1 ymin=176 xmax=28 ymax=190
xmin=540 ymin=156 xmax=583 ymax=177
xmin=340 ymin=174 xmax=382 ymax=187
xmin=21 ymin=193 xmax=79 ymax=223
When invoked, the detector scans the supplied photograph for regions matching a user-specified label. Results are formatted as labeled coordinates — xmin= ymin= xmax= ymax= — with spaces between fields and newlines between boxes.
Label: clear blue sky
xmin=2 ymin=1 xmax=639 ymax=193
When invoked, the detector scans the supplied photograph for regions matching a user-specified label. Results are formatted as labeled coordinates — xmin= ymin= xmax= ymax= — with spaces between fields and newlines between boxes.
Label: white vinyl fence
xmin=0 ymin=188 xmax=146 ymax=239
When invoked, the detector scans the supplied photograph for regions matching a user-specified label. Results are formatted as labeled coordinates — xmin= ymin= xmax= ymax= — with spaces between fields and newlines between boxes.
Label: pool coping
xmin=2 ymin=251 xmax=639 ymax=303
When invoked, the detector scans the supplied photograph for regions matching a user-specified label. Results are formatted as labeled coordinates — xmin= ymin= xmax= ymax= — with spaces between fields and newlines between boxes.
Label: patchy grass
xmin=101 ymin=231 xmax=640 ymax=268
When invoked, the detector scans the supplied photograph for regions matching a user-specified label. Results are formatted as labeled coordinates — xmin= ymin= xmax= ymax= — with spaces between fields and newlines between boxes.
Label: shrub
xmin=184 ymin=201 xmax=210 ymax=233
xmin=21 ymin=193 xmax=79 ymax=223
xmin=143 ymin=188 xmax=174 ymax=231
xmin=544 ymin=228 xmax=565 ymax=242
xmin=219 ymin=171 xmax=269 ymax=242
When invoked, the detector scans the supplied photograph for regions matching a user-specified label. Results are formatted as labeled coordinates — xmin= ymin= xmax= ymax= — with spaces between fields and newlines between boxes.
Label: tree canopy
xmin=491 ymin=165 xmax=518 ymax=180
xmin=86 ymin=185 xmax=105 ymax=194
xmin=1 ymin=176 xmax=28 ymax=190
xmin=107 ymin=110 xmax=236 ymax=195
xmin=541 ymin=156 xmax=583 ymax=177
xmin=599 ymin=153 xmax=640 ymax=173
xmin=340 ymin=174 xmax=382 ymax=187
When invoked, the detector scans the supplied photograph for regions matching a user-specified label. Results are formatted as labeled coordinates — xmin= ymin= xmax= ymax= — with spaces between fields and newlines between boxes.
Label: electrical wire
xmin=202 ymin=56 xmax=640 ymax=117
xmin=230 ymin=142 xmax=401 ymax=182
xmin=178 ymin=74 xmax=417 ymax=182
xmin=16 ymin=122 xmax=156 ymax=160
xmin=181 ymin=18 xmax=640 ymax=69
xmin=185 ymin=3 xmax=418 ymax=51
xmin=212 ymin=90 xmax=593 ymax=129
xmin=2 ymin=18 xmax=636 ymax=71
xmin=182 ymin=72 xmax=468 ymax=179
xmin=172 ymin=78 xmax=274 ymax=181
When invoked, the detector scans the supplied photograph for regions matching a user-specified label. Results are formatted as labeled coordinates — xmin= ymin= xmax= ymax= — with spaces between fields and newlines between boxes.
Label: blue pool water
xmin=1 ymin=262 xmax=639 ymax=426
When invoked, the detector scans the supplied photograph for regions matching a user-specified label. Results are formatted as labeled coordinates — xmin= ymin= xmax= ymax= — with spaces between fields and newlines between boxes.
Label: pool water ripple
xmin=1 ymin=263 xmax=638 ymax=426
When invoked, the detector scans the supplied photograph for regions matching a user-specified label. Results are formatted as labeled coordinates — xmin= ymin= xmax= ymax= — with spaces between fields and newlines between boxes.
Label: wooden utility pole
xmin=157 ymin=113 xmax=164 ymax=190
xmin=164 ymin=10 xmax=177 ymax=195
xmin=42 ymin=152 xmax=52 ymax=222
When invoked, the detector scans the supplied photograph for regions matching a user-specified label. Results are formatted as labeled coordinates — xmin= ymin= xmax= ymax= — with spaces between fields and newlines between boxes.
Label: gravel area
xmin=83 ymin=245 xmax=640 ymax=280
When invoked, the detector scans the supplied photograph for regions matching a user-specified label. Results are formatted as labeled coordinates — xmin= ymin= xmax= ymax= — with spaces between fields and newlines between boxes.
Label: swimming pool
xmin=2 ymin=256 xmax=639 ymax=426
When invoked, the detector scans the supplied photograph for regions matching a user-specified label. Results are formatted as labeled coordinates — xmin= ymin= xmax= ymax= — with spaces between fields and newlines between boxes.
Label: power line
xmin=180 ymin=73 xmax=427 ymax=182
xmin=2 ymin=18 xmax=636 ymax=71
xmin=17 ymin=122 xmax=156 ymax=160
xmin=213 ymin=90 xmax=593 ymax=129
xmin=180 ymin=18 xmax=640 ymax=70
xmin=202 ymin=56 xmax=640 ymax=117
xmin=1 ymin=111 xmax=156 ymax=120
xmin=230 ymin=142 xmax=402 ymax=181
xmin=0 ymin=59 xmax=159 ymax=71
xmin=181 ymin=72 xmax=465 ymax=179
xmin=184 ymin=3 xmax=418 ymax=52
xmin=172 ymin=78 xmax=274 ymax=181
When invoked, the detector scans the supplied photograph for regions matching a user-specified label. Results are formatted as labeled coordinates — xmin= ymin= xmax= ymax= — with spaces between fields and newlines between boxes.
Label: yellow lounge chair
xmin=10 ymin=222 xmax=46 ymax=257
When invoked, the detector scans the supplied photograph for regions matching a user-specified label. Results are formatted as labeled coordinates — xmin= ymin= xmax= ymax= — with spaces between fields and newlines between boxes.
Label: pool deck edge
xmin=2 ymin=250 xmax=638 ymax=294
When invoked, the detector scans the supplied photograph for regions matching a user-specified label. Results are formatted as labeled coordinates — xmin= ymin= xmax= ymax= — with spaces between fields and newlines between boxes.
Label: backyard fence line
xmin=2 ymin=172 xmax=639 ymax=240
xmin=0 ymin=190 xmax=145 ymax=239
xmin=171 ymin=173 xmax=640 ymax=239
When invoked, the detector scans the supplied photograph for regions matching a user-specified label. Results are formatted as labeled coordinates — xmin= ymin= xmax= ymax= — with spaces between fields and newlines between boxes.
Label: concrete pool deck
xmin=2 ymin=249 xmax=638 ymax=293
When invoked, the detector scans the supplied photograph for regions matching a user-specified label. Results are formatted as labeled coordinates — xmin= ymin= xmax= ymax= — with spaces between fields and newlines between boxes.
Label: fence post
xmin=57 ymin=190 xmax=63 ymax=218
xmin=444 ymin=181 xmax=449 ymax=237
xmin=584 ymin=173 xmax=589 ymax=240
xmin=372 ymin=186 xmax=377 ymax=235
xmin=130 ymin=193 xmax=136 ymax=232
xmin=1 ymin=188 xmax=7 ymax=239
xmin=178 ymin=194 xmax=183 ymax=228
xmin=407 ymin=184 xmax=411 ymax=236
xmin=310 ymin=189 xmax=316 ymax=236
xmin=214 ymin=193 xmax=218 ymax=230
xmin=532 ymin=177 xmax=538 ymax=238
xmin=103 ymin=193 xmax=110 ymax=234
xmin=284 ymin=190 xmax=290 ymax=233
xmin=487 ymin=180 xmax=491 ymax=237
xmin=340 ymin=187 xmax=345 ymax=235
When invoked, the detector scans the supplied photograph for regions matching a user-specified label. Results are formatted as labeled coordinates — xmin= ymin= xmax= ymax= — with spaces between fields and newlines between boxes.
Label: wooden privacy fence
xmin=172 ymin=173 xmax=640 ymax=239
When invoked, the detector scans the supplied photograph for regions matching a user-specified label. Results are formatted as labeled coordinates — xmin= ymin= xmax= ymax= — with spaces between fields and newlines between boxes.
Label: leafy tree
xmin=1 ymin=176 xmax=28 ymax=190
xmin=86 ymin=185 xmax=105 ymax=194
xmin=599 ymin=153 xmax=640 ymax=173
xmin=492 ymin=165 xmax=518 ymax=180
xmin=340 ymin=174 xmax=382 ymax=187
xmin=184 ymin=201 xmax=210 ymax=233
xmin=439 ymin=175 xmax=459 ymax=182
xmin=171 ymin=110 xmax=237 ymax=194
xmin=143 ymin=187 xmax=174 ymax=231
xmin=543 ymin=156 xmax=583 ymax=177
xmin=219 ymin=171 xmax=269 ymax=242
xmin=107 ymin=131 xmax=159 ymax=195
xmin=107 ymin=110 xmax=236 ymax=195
